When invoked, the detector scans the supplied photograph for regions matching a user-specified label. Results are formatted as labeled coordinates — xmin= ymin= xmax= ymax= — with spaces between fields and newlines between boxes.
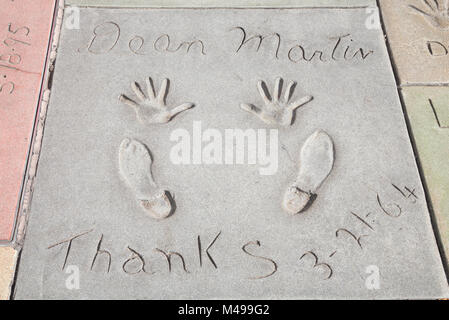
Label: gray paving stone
xmin=66 ymin=0 xmax=376 ymax=8
xmin=14 ymin=7 xmax=447 ymax=299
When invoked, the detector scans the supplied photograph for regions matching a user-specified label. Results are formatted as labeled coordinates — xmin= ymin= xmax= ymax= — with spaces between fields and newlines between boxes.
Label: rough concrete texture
xmin=13 ymin=7 xmax=448 ymax=299
xmin=0 ymin=247 xmax=18 ymax=300
xmin=0 ymin=0 xmax=57 ymax=242
xmin=66 ymin=0 xmax=376 ymax=7
xmin=379 ymin=0 xmax=449 ymax=85
xmin=401 ymin=86 xmax=449 ymax=271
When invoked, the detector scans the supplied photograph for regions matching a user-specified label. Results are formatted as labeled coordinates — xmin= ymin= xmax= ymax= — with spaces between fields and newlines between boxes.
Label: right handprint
xmin=409 ymin=0 xmax=449 ymax=29
xmin=240 ymin=77 xmax=313 ymax=127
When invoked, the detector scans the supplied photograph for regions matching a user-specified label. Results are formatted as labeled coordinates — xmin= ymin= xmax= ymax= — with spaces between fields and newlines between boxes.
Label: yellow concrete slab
xmin=0 ymin=247 xmax=18 ymax=300
xmin=379 ymin=0 xmax=449 ymax=85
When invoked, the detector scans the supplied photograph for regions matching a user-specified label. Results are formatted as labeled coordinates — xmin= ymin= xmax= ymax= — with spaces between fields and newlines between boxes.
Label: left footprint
xmin=119 ymin=138 xmax=174 ymax=219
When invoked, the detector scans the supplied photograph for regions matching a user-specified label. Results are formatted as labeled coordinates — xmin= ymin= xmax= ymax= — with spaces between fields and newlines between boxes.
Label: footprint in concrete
xmin=119 ymin=138 xmax=174 ymax=219
xmin=282 ymin=130 xmax=334 ymax=214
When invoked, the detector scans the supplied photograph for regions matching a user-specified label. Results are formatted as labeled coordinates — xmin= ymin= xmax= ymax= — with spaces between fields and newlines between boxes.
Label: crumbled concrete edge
xmin=15 ymin=0 xmax=65 ymax=249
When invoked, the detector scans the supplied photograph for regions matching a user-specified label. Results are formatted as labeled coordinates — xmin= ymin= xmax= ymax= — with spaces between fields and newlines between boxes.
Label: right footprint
xmin=119 ymin=138 xmax=174 ymax=220
xmin=282 ymin=130 xmax=334 ymax=215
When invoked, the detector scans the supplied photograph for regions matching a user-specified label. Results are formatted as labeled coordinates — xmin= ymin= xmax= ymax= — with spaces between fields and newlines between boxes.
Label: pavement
xmin=1 ymin=0 xmax=448 ymax=299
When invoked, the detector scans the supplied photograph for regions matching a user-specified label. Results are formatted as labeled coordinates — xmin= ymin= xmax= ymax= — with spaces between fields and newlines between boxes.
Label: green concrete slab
xmin=65 ymin=0 xmax=376 ymax=7
xmin=401 ymin=86 xmax=449 ymax=268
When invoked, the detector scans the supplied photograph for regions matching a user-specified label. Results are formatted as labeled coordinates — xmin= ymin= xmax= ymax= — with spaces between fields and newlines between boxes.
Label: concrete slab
xmin=401 ymin=86 xmax=449 ymax=269
xmin=66 ymin=0 xmax=376 ymax=8
xmin=0 ymin=0 xmax=57 ymax=242
xmin=379 ymin=0 xmax=449 ymax=85
xmin=0 ymin=247 xmax=18 ymax=300
xmin=14 ymin=7 xmax=447 ymax=299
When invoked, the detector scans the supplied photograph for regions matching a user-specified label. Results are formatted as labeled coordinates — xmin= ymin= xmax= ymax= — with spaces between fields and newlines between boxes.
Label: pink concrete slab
xmin=0 ymin=0 xmax=57 ymax=242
